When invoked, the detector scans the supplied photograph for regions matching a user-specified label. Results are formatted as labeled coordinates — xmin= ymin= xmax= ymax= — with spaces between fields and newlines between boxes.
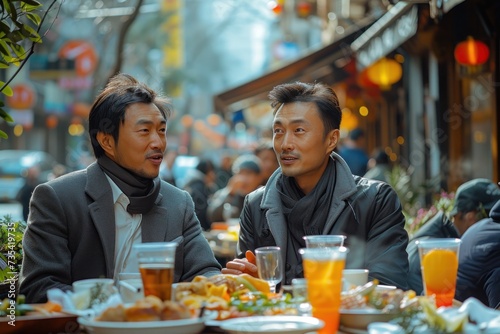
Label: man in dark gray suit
xmin=20 ymin=74 xmax=221 ymax=303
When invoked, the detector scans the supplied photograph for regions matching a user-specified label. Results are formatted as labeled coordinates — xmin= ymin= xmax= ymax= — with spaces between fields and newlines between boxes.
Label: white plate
xmin=219 ymin=315 xmax=324 ymax=334
xmin=78 ymin=316 xmax=205 ymax=334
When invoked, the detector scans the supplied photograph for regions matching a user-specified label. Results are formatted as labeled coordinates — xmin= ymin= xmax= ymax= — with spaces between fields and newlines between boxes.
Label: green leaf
xmin=0 ymin=83 xmax=13 ymax=96
xmin=26 ymin=12 xmax=41 ymax=26
xmin=21 ymin=0 xmax=42 ymax=8
xmin=21 ymin=23 xmax=39 ymax=39
xmin=8 ymin=30 xmax=24 ymax=43
xmin=7 ymin=42 xmax=25 ymax=58
xmin=0 ymin=130 xmax=8 ymax=139
xmin=0 ymin=107 xmax=14 ymax=122
xmin=0 ymin=39 xmax=10 ymax=55
xmin=6 ymin=0 xmax=18 ymax=22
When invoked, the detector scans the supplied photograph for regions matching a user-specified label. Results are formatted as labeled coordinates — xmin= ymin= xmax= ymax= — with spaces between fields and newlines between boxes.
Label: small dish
xmin=78 ymin=316 xmax=205 ymax=334
xmin=340 ymin=308 xmax=399 ymax=330
xmin=219 ymin=315 xmax=324 ymax=334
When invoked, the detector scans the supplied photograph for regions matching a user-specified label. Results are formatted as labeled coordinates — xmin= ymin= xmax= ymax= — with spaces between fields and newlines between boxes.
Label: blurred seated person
xmin=363 ymin=148 xmax=391 ymax=183
xmin=183 ymin=159 xmax=217 ymax=231
xmin=254 ymin=139 xmax=279 ymax=186
xmin=455 ymin=198 xmax=500 ymax=309
xmin=407 ymin=178 xmax=500 ymax=294
xmin=16 ymin=166 xmax=41 ymax=221
xmin=207 ymin=154 xmax=262 ymax=224
xmin=338 ymin=127 xmax=369 ymax=176
xmin=215 ymin=155 xmax=233 ymax=189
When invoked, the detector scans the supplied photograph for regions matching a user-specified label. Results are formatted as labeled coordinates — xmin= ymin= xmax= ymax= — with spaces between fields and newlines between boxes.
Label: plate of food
xmin=78 ymin=295 xmax=205 ymax=334
xmin=219 ymin=315 xmax=324 ymax=334
xmin=0 ymin=300 xmax=78 ymax=334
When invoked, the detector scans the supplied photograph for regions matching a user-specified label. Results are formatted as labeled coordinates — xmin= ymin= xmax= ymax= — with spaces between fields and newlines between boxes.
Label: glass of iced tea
xmin=303 ymin=235 xmax=346 ymax=248
xmin=133 ymin=242 xmax=177 ymax=301
xmin=299 ymin=246 xmax=348 ymax=334
xmin=417 ymin=238 xmax=461 ymax=307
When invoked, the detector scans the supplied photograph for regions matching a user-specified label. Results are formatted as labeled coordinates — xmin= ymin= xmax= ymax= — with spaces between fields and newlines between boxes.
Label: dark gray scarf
xmin=276 ymin=157 xmax=337 ymax=283
xmin=97 ymin=155 xmax=160 ymax=214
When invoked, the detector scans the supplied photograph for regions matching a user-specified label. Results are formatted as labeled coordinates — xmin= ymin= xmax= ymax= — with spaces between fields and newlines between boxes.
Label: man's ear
xmin=327 ymin=129 xmax=340 ymax=153
xmin=96 ymin=132 xmax=115 ymax=156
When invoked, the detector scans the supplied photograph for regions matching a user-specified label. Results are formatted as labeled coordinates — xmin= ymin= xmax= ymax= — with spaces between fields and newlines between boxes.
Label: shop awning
xmin=213 ymin=17 xmax=376 ymax=115
xmin=351 ymin=1 xmax=419 ymax=70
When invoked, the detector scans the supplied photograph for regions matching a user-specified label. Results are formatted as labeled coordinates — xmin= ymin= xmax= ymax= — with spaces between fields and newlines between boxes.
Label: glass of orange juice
xmin=133 ymin=242 xmax=177 ymax=301
xmin=299 ymin=246 xmax=348 ymax=334
xmin=417 ymin=238 xmax=461 ymax=307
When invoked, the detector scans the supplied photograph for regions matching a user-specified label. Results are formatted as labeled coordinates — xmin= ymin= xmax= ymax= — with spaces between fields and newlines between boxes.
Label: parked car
xmin=0 ymin=150 xmax=60 ymax=203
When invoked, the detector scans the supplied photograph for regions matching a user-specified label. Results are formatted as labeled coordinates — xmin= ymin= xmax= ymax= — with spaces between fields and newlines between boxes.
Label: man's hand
xmin=221 ymin=250 xmax=258 ymax=277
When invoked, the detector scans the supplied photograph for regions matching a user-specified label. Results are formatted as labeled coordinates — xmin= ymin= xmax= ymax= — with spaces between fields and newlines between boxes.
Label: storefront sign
xmin=351 ymin=2 xmax=418 ymax=70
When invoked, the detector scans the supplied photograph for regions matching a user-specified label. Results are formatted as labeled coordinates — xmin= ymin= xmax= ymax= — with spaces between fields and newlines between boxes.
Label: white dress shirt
xmin=105 ymin=175 xmax=142 ymax=281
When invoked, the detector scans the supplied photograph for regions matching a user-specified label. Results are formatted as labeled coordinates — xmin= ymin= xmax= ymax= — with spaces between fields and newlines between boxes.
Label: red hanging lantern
xmin=454 ymin=37 xmax=490 ymax=66
xmin=296 ymin=1 xmax=312 ymax=18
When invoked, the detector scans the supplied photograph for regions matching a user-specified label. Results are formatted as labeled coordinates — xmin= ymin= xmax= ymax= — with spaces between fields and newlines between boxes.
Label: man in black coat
xmin=455 ymin=198 xmax=500 ymax=308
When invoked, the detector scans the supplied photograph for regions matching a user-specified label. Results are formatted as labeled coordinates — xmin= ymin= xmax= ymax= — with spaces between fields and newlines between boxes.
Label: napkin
xmin=47 ymin=287 xmax=123 ymax=317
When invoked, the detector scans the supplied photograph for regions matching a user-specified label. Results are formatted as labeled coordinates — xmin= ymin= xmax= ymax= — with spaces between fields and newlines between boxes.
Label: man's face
xmin=100 ymin=102 xmax=167 ymax=178
xmin=272 ymin=102 xmax=338 ymax=194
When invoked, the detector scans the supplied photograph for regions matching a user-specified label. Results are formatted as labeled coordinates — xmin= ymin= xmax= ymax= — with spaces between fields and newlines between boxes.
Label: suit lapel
xmin=86 ymin=163 xmax=116 ymax=277
xmin=265 ymin=206 xmax=288 ymax=268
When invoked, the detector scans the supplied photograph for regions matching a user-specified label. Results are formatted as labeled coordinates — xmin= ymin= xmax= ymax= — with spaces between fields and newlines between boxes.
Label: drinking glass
xmin=300 ymin=246 xmax=348 ymax=334
xmin=133 ymin=242 xmax=177 ymax=301
xmin=255 ymin=246 xmax=283 ymax=294
xmin=417 ymin=238 xmax=461 ymax=307
xmin=292 ymin=278 xmax=312 ymax=316
xmin=303 ymin=235 xmax=346 ymax=248
xmin=117 ymin=272 xmax=143 ymax=303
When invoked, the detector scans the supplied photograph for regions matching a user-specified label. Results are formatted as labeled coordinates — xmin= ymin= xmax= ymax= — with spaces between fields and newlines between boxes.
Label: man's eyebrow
xmin=135 ymin=118 xmax=167 ymax=125
xmin=273 ymin=118 xmax=309 ymax=126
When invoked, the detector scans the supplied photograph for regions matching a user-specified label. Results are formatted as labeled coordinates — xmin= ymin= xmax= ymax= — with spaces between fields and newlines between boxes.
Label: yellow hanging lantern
xmin=366 ymin=58 xmax=402 ymax=90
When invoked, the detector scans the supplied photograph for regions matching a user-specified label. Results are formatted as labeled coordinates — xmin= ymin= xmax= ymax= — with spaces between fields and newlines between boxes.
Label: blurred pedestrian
xmin=207 ymin=154 xmax=262 ymax=223
xmin=338 ymin=127 xmax=369 ymax=176
xmin=16 ymin=166 xmax=40 ymax=221
xmin=254 ymin=139 xmax=279 ymax=185
xmin=183 ymin=158 xmax=217 ymax=231
xmin=407 ymin=178 xmax=500 ymax=294
xmin=20 ymin=73 xmax=221 ymax=303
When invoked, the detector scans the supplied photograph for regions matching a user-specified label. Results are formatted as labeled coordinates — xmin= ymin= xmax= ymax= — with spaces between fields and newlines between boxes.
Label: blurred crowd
xmin=159 ymin=139 xmax=279 ymax=231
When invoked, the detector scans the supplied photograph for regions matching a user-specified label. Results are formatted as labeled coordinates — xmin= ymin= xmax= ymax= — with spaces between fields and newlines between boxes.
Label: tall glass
xmin=300 ymin=246 xmax=348 ymax=334
xmin=133 ymin=242 xmax=177 ymax=301
xmin=255 ymin=246 xmax=283 ymax=294
xmin=303 ymin=235 xmax=346 ymax=248
xmin=417 ymin=238 xmax=461 ymax=307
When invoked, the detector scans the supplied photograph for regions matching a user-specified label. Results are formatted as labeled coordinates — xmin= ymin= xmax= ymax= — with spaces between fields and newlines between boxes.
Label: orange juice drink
xmin=300 ymin=247 xmax=348 ymax=334
xmin=417 ymin=238 xmax=461 ymax=307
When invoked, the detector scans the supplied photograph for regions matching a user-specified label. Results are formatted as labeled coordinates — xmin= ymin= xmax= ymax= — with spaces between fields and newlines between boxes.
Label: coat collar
xmin=259 ymin=152 xmax=358 ymax=265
